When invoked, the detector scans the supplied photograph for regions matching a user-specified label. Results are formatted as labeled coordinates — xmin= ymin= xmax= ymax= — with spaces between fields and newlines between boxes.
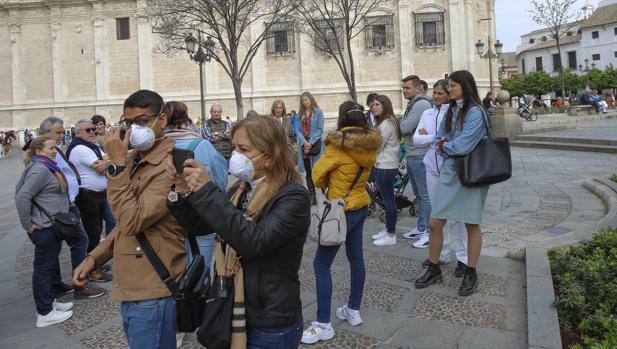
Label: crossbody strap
xmin=187 ymin=138 xmax=201 ymax=152
xmin=343 ymin=167 xmax=365 ymax=199
xmin=31 ymin=199 xmax=53 ymax=221
xmin=136 ymin=232 xmax=201 ymax=295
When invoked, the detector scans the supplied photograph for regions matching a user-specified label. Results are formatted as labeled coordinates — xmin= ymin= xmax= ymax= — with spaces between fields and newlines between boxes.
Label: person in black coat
xmin=166 ymin=115 xmax=310 ymax=349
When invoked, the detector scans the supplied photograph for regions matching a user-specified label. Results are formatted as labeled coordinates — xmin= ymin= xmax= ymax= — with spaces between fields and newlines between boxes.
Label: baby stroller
xmin=366 ymin=144 xmax=418 ymax=223
xmin=516 ymin=95 xmax=538 ymax=121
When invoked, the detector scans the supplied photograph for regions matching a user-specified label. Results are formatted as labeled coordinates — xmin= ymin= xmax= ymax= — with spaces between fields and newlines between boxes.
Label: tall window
xmin=567 ymin=51 xmax=577 ymax=69
xmin=536 ymin=56 xmax=543 ymax=71
xmin=592 ymin=31 xmax=599 ymax=39
xmin=414 ymin=12 xmax=445 ymax=47
xmin=116 ymin=17 xmax=130 ymax=40
xmin=552 ymin=53 xmax=561 ymax=72
xmin=522 ymin=59 xmax=526 ymax=75
xmin=364 ymin=15 xmax=394 ymax=50
xmin=315 ymin=19 xmax=344 ymax=52
xmin=266 ymin=21 xmax=295 ymax=55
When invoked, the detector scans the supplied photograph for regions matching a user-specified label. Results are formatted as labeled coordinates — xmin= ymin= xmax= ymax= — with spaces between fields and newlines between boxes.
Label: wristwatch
xmin=107 ymin=164 xmax=126 ymax=177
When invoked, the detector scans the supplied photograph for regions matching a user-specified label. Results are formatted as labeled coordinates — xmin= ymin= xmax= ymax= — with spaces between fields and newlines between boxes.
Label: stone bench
xmin=568 ymin=105 xmax=597 ymax=116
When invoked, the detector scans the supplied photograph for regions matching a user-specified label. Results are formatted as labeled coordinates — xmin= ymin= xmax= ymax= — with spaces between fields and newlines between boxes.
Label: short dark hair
xmin=337 ymin=101 xmax=366 ymax=129
xmin=420 ymin=80 xmax=428 ymax=92
xmin=366 ymin=93 xmax=379 ymax=106
xmin=402 ymin=75 xmax=421 ymax=86
xmin=164 ymin=101 xmax=191 ymax=129
xmin=91 ymin=115 xmax=106 ymax=125
xmin=123 ymin=90 xmax=164 ymax=114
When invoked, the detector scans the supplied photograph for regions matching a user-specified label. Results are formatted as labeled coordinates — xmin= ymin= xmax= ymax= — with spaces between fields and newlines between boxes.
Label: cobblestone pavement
xmin=1 ymin=136 xmax=615 ymax=348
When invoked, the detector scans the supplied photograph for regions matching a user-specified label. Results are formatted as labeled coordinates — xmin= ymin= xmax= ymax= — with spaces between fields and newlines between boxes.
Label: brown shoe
xmin=74 ymin=286 xmax=106 ymax=299
xmin=88 ymin=270 xmax=112 ymax=283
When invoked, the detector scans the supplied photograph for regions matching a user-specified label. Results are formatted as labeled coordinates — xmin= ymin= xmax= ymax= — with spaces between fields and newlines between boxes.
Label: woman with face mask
xmin=165 ymin=115 xmax=310 ymax=349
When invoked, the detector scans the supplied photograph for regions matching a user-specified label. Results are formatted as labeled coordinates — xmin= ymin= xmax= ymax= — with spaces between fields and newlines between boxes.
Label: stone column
xmin=397 ymin=2 xmax=412 ymax=76
xmin=448 ymin=0 xmax=470 ymax=71
xmin=250 ymin=17 xmax=266 ymax=112
xmin=8 ymin=9 xmax=25 ymax=128
xmin=490 ymin=107 xmax=522 ymax=140
xmin=136 ymin=0 xmax=153 ymax=90
xmin=298 ymin=34 xmax=312 ymax=91
xmin=49 ymin=6 xmax=65 ymax=119
xmin=92 ymin=2 xmax=108 ymax=116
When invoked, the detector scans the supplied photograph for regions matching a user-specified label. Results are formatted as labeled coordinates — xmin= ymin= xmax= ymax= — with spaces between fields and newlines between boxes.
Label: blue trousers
xmin=314 ymin=207 xmax=368 ymax=323
xmin=121 ymin=296 xmax=176 ymax=349
xmin=374 ymin=168 xmax=398 ymax=234
xmin=103 ymin=200 xmax=116 ymax=236
xmin=29 ymin=227 xmax=62 ymax=315
xmin=247 ymin=315 xmax=303 ymax=349
xmin=185 ymin=233 xmax=215 ymax=270
xmin=406 ymin=155 xmax=432 ymax=232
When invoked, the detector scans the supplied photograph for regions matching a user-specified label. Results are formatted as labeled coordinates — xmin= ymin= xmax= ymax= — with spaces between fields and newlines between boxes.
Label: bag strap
xmin=187 ymin=138 xmax=201 ymax=152
xmin=31 ymin=199 xmax=53 ymax=221
xmin=478 ymin=107 xmax=493 ymax=139
xmin=343 ymin=167 xmax=365 ymax=199
xmin=136 ymin=232 xmax=182 ymax=295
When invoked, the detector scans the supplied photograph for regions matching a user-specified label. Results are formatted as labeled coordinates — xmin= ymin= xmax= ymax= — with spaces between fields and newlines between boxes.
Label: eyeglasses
xmin=119 ymin=113 xmax=161 ymax=128
xmin=83 ymin=128 xmax=96 ymax=134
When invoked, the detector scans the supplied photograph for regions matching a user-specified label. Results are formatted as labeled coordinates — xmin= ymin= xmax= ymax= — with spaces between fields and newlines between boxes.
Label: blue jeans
xmin=121 ymin=296 xmax=176 ymax=349
xmin=28 ymin=227 xmax=62 ymax=315
xmin=374 ymin=168 xmax=398 ymax=234
xmin=314 ymin=207 xmax=368 ymax=323
xmin=103 ymin=200 xmax=116 ymax=236
xmin=406 ymin=155 xmax=432 ymax=232
xmin=186 ymin=234 xmax=215 ymax=270
xmin=247 ymin=315 xmax=303 ymax=349
xmin=66 ymin=205 xmax=89 ymax=270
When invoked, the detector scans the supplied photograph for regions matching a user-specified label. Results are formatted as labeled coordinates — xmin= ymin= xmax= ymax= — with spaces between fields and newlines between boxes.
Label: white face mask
xmin=229 ymin=151 xmax=264 ymax=182
xmin=129 ymin=124 xmax=156 ymax=151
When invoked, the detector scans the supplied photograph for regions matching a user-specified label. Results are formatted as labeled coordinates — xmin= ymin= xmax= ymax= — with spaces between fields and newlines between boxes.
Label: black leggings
xmin=304 ymin=157 xmax=315 ymax=198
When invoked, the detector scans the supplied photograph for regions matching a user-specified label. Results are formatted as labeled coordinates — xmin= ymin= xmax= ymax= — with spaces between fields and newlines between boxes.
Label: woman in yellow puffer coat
xmin=301 ymin=101 xmax=381 ymax=345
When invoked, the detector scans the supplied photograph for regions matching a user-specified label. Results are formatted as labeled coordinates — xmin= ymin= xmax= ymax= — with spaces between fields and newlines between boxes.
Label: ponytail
xmin=23 ymin=136 xmax=51 ymax=165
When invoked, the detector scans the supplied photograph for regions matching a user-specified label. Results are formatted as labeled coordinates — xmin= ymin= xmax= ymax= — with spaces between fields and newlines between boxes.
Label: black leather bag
xmin=196 ymin=274 xmax=234 ymax=349
xmin=454 ymin=110 xmax=512 ymax=187
xmin=308 ymin=138 xmax=322 ymax=156
xmin=32 ymin=201 xmax=80 ymax=240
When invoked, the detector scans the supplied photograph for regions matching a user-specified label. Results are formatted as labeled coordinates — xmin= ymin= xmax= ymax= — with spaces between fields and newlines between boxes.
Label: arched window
xmin=529 ymin=38 xmax=535 ymax=44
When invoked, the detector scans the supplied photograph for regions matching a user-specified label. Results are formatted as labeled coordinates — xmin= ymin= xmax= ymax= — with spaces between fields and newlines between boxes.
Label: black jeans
xmin=303 ymin=158 xmax=315 ymax=199
xmin=29 ymin=227 xmax=62 ymax=315
xmin=75 ymin=189 xmax=107 ymax=253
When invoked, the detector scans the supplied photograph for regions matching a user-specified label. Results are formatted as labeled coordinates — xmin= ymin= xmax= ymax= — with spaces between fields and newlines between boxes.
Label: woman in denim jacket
xmin=414 ymin=70 xmax=489 ymax=296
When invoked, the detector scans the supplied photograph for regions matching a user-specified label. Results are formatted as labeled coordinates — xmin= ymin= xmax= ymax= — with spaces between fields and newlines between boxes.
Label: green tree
xmin=552 ymin=69 xmax=584 ymax=95
xmin=586 ymin=69 xmax=605 ymax=91
xmin=525 ymin=71 xmax=553 ymax=95
xmin=499 ymin=74 xmax=527 ymax=97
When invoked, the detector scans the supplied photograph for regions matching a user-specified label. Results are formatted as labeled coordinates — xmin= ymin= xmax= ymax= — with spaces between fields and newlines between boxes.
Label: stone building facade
xmin=0 ymin=0 xmax=497 ymax=129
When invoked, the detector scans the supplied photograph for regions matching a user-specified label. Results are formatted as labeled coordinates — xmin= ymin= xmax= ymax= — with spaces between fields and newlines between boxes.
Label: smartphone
xmin=119 ymin=128 xmax=126 ymax=141
xmin=172 ymin=148 xmax=194 ymax=174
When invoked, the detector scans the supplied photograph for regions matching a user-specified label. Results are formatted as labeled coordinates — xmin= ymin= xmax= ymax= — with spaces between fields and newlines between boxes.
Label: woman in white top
xmin=413 ymin=80 xmax=468 ymax=277
xmin=371 ymin=95 xmax=402 ymax=246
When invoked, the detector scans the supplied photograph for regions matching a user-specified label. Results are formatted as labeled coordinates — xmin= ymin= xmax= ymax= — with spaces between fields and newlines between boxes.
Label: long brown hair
xmin=373 ymin=95 xmax=402 ymax=139
xmin=163 ymin=101 xmax=191 ymax=129
xmin=298 ymin=91 xmax=318 ymax=118
xmin=445 ymin=70 xmax=483 ymax=134
xmin=24 ymin=136 xmax=52 ymax=165
xmin=269 ymin=99 xmax=287 ymax=118
xmin=230 ymin=115 xmax=301 ymax=219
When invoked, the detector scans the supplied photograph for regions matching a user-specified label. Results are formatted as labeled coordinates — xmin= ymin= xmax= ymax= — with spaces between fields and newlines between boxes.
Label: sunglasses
xmin=82 ymin=128 xmax=96 ymax=134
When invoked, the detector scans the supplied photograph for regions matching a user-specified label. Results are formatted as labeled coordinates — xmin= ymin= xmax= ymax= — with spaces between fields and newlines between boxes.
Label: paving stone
xmin=365 ymin=252 xmax=422 ymax=282
xmin=61 ymin=297 xmax=119 ymax=335
xmin=299 ymin=327 xmax=380 ymax=349
xmin=388 ymin=318 xmax=463 ymax=349
xmin=80 ymin=324 xmax=127 ymax=349
xmin=333 ymin=279 xmax=408 ymax=313
xmin=299 ymin=263 xmax=316 ymax=293
xmin=413 ymin=292 xmax=506 ymax=329
xmin=457 ymin=327 xmax=527 ymax=349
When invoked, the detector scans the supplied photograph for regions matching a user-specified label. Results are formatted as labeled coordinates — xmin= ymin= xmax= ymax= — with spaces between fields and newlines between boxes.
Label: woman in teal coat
xmin=296 ymin=91 xmax=324 ymax=205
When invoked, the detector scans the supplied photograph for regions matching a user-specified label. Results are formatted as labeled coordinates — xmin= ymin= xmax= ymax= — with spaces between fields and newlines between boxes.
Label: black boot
xmin=458 ymin=266 xmax=478 ymax=296
xmin=415 ymin=262 xmax=442 ymax=289
xmin=454 ymin=261 xmax=467 ymax=278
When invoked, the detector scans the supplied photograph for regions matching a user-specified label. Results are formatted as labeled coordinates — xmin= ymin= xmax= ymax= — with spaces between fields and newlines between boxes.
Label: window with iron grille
xmin=315 ymin=19 xmax=344 ymax=52
xmin=536 ymin=56 xmax=543 ymax=71
xmin=414 ymin=12 xmax=445 ymax=47
xmin=552 ymin=53 xmax=561 ymax=72
xmin=567 ymin=51 xmax=577 ymax=69
xmin=592 ymin=31 xmax=599 ymax=39
xmin=364 ymin=15 xmax=394 ymax=50
xmin=592 ymin=53 xmax=600 ymax=60
xmin=266 ymin=21 xmax=295 ymax=55
xmin=116 ymin=17 xmax=130 ymax=40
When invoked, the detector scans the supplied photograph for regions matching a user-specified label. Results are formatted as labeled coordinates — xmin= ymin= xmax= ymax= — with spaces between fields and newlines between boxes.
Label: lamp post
xmin=475 ymin=17 xmax=503 ymax=96
xmin=185 ymin=33 xmax=216 ymax=124
xmin=579 ymin=58 xmax=594 ymax=89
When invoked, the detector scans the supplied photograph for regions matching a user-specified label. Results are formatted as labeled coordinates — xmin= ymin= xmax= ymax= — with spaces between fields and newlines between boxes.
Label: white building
xmin=516 ymin=0 xmax=617 ymax=76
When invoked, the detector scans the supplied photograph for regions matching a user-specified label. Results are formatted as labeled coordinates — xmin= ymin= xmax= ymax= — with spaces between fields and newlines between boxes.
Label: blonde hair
xmin=298 ymin=91 xmax=318 ymax=118
xmin=230 ymin=115 xmax=301 ymax=219
xmin=270 ymin=99 xmax=287 ymax=118
xmin=24 ymin=136 xmax=52 ymax=165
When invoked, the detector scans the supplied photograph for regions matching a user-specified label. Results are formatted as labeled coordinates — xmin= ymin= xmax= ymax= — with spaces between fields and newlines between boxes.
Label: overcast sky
xmin=496 ymin=0 xmax=601 ymax=52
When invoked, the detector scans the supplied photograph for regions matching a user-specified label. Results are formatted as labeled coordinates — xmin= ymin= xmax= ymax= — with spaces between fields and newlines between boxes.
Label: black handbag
xmin=308 ymin=138 xmax=322 ymax=156
xmin=454 ymin=110 xmax=512 ymax=187
xmin=32 ymin=201 xmax=80 ymax=240
xmin=196 ymin=272 xmax=234 ymax=349
xmin=136 ymin=232 xmax=208 ymax=333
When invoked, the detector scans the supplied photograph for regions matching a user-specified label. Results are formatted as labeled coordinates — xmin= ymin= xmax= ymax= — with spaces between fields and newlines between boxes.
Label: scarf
xmin=32 ymin=155 xmax=68 ymax=195
xmin=66 ymin=137 xmax=103 ymax=160
xmin=164 ymin=124 xmax=200 ymax=140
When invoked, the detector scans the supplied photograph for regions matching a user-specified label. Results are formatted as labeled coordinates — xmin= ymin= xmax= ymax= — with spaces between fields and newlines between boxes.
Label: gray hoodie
xmin=15 ymin=162 xmax=70 ymax=231
xmin=400 ymin=95 xmax=433 ymax=156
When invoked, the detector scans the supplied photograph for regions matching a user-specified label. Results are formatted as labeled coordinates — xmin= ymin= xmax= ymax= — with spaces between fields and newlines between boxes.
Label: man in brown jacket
xmin=73 ymin=90 xmax=185 ymax=349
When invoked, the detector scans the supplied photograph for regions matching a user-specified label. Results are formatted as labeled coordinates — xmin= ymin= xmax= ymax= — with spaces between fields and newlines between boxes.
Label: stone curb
xmin=582 ymin=178 xmax=617 ymax=229
xmin=525 ymin=246 xmax=563 ymax=349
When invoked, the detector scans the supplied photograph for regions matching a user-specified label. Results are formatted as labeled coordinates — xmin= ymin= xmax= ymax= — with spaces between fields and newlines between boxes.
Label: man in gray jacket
xmin=399 ymin=75 xmax=434 ymax=244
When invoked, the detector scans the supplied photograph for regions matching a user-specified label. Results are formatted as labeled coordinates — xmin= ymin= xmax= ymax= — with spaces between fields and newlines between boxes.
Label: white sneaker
xmin=53 ymin=300 xmax=73 ymax=312
xmin=36 ymin=309 xmax=73 ymax=328
xmin=336 ymin=305 xmax=363 ymax=326
xmin=176 ymin=332 xmax=185 ymax=348
xmin=402 ymin=228 xmax=425 ymax=239
xmin=301 ymin=321 xmax=335 ymax=344
xmin=373 ymin=235 xmax=397 ymax=246
xmin=371 ymin=230 xmax=387 ymax=240
xmin=412 ymin=234 xmax=430 ymax=248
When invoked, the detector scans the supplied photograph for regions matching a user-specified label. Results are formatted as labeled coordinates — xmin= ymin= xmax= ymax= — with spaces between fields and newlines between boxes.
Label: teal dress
xmin=431 ymin=104 xmax=489 ymax=224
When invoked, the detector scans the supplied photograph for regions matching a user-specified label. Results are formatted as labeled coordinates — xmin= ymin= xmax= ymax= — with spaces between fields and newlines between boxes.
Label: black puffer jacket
xmin=168 ymin=180 xmax=310 ymax=327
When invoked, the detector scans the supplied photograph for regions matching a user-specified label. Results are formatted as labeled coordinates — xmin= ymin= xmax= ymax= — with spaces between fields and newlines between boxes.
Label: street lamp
xmin=475 ymin=18 xmax=502 ymax=96
xmin=578 ymin=58 xmax=592 ymax=89
xmin=185 ymin=32 xmax=215 ymax=124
